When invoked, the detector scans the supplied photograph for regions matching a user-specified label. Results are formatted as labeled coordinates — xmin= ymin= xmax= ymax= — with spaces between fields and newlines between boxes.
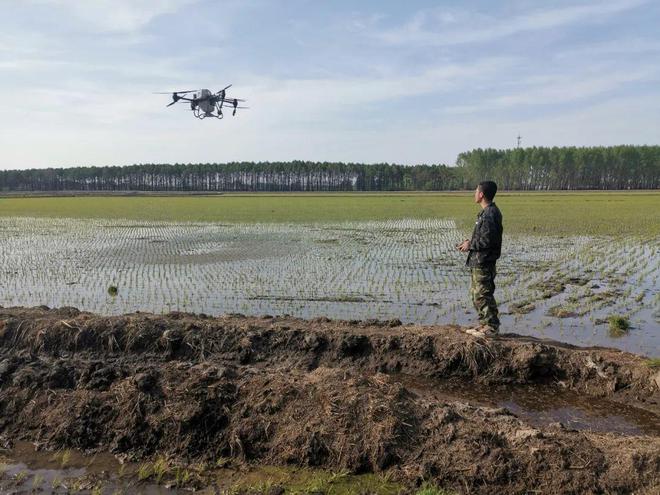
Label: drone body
xmin=156 ymin=85 xmax=247 ymax=119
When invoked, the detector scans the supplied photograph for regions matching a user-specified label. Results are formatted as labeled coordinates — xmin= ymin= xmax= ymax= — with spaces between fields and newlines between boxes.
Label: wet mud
xmin=0 ymin=441 xmax=180 ymax=494
xmin=0 ymin=306 xmax=658 ymax=494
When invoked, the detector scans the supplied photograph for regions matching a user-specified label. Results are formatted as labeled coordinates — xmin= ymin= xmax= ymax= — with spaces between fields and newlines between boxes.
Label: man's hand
xmin=456 ymin=239 xmax=470 ymax=252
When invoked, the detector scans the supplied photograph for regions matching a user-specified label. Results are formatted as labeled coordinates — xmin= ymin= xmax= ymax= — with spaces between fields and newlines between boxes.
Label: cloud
xmin=373 ymin=0 xmax=649 ymax=47
xmin=444 ymin=66 xmax=657 ymax=114
xmin=554 ymin=37 xmax=660 ymax=59
xmin=29 ymin=0 xmax=198 ymax=32
xmin=235 ymin=56 xmax=517 ymax=127
xmin=1 ymin=90 xmax=658 ymax=169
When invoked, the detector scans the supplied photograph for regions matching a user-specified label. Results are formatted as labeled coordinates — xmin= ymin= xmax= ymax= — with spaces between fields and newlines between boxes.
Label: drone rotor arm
xmin=166 ymin=96 xmax=195 ymax=107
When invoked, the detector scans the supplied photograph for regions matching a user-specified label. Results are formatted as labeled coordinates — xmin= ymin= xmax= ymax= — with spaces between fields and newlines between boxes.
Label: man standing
xmin=456 ymin=181 xmax=503 ymax=337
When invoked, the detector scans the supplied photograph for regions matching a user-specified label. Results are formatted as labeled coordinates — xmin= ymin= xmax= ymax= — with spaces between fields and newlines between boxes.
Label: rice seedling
xmin=152 ymin=457 xmax=168 ymax=483
xmin=174 ymin=466 xmax=192 ymax=487
xmin=60 ymin=449 xmax=72 ymax=468
xmin=137 ymin=462 xmax=152 ymax=481
xmin=608 ymin=315 xmax=631 ymax=337
xmin=70 ymin=478 xmax=85 ymax=492
xmin=14 ymin=470 xmax=27 ymax=483
xmin=31 ymin=473 xmax=44 ymax=489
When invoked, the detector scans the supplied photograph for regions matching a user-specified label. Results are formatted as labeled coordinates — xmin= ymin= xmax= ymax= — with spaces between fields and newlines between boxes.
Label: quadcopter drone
xmin=155 ymin=85 xmax=247 ymax=119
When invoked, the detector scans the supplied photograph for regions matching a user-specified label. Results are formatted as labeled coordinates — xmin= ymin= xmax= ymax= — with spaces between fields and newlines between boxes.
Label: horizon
xmin=1 ymin=0 xmax=659 ymax=170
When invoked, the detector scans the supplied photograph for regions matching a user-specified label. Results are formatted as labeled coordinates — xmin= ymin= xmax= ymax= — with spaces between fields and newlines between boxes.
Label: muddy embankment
xmin=0 ymin=306 xmax=658 ymax=494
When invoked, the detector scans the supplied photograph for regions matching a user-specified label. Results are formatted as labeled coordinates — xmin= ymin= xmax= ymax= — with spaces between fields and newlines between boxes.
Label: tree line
xmin=0 ymin=162 xmax=460 ymax=192
xmin=457 ymin=145 xmax=658 ymax=190
xmin=1 ymin=146 xmax=657 ymax=192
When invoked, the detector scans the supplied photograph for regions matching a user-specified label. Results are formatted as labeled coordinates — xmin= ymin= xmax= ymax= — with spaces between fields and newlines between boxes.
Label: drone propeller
xmin=215 ymin=85 xmax=233 ymax=96
xmin=153 ymin=90 xmax=197 ymax=94
xmin=232 ymin=105 xmax=250 ymax=116
xmin=162 ymin=91 xmax=197 ymax=107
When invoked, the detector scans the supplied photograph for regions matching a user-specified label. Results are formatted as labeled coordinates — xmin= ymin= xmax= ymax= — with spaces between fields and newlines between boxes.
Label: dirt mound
xmin=0 ymin=306 xmax=658 ymax=494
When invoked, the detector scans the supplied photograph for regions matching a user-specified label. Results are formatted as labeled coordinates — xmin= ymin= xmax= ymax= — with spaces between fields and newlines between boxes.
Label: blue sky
xmin=0 ymin=0 xmax=658 ymax=169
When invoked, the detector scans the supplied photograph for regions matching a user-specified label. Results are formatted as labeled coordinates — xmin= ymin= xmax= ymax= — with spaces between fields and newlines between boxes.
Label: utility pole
xmin=517 ymin=134 xmax=522 ymax=148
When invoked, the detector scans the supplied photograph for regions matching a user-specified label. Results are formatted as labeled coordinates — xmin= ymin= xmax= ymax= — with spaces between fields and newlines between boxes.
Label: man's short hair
xmin=478 ymin=181 xmax=497 ymax=201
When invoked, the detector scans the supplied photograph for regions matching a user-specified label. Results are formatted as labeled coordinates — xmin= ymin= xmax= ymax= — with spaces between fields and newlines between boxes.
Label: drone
xmin=155 ymin=85 xmax=247 ymax=119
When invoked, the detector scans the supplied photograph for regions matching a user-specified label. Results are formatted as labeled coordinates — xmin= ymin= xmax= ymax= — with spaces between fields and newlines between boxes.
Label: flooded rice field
xmin=0 ymin=217 xmax=658 ymax=356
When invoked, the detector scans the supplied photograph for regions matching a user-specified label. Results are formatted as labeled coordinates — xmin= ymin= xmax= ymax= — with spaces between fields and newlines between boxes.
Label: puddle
xmin=0 ymin=442 xmax=404 ymax=495
xmin=0 ymin=442 xmax=187 ymax=494
xmin=392 ymin=375 xmax=660 ymax=436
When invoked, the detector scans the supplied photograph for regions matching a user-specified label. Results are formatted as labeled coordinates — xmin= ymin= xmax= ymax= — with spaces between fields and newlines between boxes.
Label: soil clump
xmin=0 ymin=306 xmax=658 ymax=494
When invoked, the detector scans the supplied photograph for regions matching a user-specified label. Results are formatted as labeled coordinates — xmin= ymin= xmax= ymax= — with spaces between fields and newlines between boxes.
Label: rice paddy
xmin=1 ymin=191 xmax=659 ymax=236
xmin=0 ymin=192 xmax=658 ymax=356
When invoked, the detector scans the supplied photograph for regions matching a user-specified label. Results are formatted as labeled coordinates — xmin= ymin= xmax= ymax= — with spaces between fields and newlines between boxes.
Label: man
xmin=456 ymin=181 xmax=503 ymax=337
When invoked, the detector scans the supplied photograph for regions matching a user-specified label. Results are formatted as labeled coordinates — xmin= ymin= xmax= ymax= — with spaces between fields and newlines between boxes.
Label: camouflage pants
xmin=470 ymin=265 xmax=500 ymax=329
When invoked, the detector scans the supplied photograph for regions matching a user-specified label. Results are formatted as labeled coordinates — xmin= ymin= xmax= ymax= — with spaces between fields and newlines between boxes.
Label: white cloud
xmin=29 ymin=0 xmax=198 ymax=32
xmin=374 ymin=0 xmax=649 ymax=46
xmin=234 ymin=56 xmax=517 ymax=127
xmin=1 ymin=90 xmax=658 ymax=169
xmin=554 ymin=37 xmax=660 ymax=59
xmin=444 ymin=67 xmax=657 ymax=114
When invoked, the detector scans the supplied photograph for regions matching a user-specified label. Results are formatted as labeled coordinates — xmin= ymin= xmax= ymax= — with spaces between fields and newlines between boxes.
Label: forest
xmin=1 ymin=145 xmax=657 ymax=192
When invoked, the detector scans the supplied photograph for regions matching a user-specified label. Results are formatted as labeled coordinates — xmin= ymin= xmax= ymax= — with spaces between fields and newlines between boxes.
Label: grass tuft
xmin=607 ymin=314 xmax=630 ymax=337
xmin=415 ymin=482 xmax=456 ymax=495
xmin=645 ymin=358 xmax=660 ymax=369
xmin=137 ymin=462 xmax=153 ymax=481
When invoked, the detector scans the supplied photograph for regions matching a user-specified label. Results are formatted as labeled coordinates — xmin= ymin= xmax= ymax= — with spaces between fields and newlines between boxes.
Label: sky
xmin=0 ymin=0 xmax=659 ymax=169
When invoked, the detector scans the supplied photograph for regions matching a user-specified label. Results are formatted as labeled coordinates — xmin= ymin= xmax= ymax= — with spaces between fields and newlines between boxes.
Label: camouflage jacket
xmin=466 ymin=202 xmax=503 ymax=267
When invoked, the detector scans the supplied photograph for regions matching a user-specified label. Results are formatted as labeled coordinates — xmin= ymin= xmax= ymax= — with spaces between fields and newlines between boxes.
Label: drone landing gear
xmin=192 ymin=107 xmax=221 ymax=119
xmin=215 ymin=102 xmax=226 ymax=119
